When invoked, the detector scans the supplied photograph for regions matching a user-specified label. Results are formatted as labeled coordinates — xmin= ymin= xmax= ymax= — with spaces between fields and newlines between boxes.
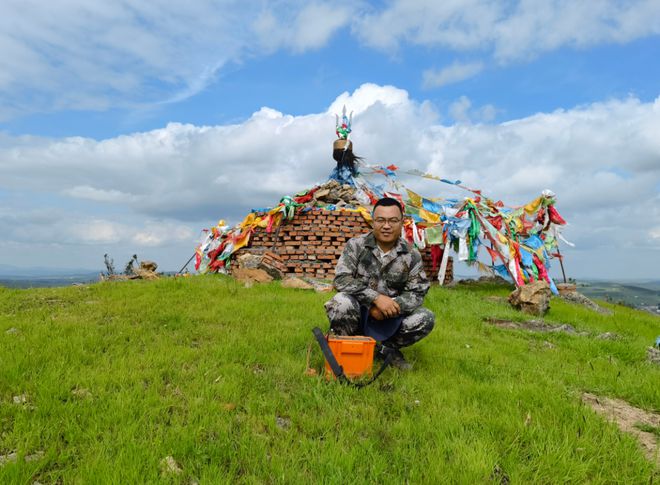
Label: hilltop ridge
xmin=1 ymin=276 xmax=658 ymax=482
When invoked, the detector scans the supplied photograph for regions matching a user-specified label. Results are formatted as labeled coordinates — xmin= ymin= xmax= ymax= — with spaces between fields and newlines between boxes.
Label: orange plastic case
xmin=324 ymin=335 xmax=376 ymax=379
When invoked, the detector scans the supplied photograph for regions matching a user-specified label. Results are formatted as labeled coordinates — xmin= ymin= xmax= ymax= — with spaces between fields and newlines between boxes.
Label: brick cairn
xmin=233 ymin=208 xmax=453 ymax=284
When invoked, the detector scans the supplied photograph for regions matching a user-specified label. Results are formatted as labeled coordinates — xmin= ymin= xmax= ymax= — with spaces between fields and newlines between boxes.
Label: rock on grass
xmin=160 ymin=455 xmax=182 ymax=475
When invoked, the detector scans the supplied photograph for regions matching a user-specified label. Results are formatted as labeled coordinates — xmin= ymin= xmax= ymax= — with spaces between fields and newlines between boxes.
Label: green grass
xmin=635 ymin=423 xmax=660 ymax=438
xmin=1 ymin=276 xmax=659 ymax=483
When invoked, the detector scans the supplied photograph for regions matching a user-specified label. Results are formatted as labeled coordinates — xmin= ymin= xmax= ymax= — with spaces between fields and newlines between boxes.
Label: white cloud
xmin=449 ymin=96 xmax=472 ymax=122
xmin=252 ymin=3 xmax=351 ymax=53
xmin=478 ymin=104 xmax=497 ymax=122
xmin=354 ymin=0 xmax=499 ymax=51
xmin=291 ymin=4 xmax=352 ymax=51
xmin=0 ymin=1 xmax=231 ymax=115
xmin=0 ymin=1 xmax=352 ymax=118
xmin=447 ymin=96 xmax=497 ymax=123
xmin=68 ymin=219 xmax=126 ymax=245
xmin=354 ymin=0 xmax=660 ymax=62
xmin=493 ymin=0 xmax=660 ymax=61
xmin=327 ymin=83 xmax=414 ymax=115
xmin=1 ymin=84 xmax=659 ymax=277
xmin=132 ymin=223 xmax=194 ymax=247
xmin=1 ymin=2 xmax=659 ymax=120
xmin=64 ymin=186 xmax=138 ymax=203
xmin=423 ymin=61 xmax=484 ymax=89
xmin=0 ymin=205 xmax=194 ymax=246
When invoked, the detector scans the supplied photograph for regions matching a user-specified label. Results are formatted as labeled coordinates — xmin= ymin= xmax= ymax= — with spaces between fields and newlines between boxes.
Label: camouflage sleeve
xmin=393 ymin=249 xmax=430 ymax=314
xmin=333 ymin=238 xmax=379 ymax=307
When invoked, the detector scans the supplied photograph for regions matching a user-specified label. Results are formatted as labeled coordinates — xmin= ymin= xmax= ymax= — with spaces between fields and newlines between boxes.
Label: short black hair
xmin=373 ymin=197 xmax=403 ymax=216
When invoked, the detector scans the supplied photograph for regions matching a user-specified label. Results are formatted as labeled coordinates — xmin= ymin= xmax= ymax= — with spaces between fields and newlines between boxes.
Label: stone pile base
xmin=233 ymin=208 xmax=453 ymax=283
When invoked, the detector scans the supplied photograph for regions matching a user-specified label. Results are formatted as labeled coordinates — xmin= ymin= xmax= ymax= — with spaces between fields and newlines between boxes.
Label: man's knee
xmin=324 ymin=292 xmax=360 ymax=317
xmin=384 ymin=307 xmax=435 ymax=349
xmin=406 ymin=307 xmax=435 ymax=336
xmin=417 ymin=307 xmax=435 ymax=329
xmin=324 ymin=293 xmax=361 ymax=335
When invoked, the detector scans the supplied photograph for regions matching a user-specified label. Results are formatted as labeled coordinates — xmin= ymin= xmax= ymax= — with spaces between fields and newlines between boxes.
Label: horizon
xmin=1 ymin=2 xmax=659 ymax=279
xmin=1 ymin=261 xmax=659 ymax=285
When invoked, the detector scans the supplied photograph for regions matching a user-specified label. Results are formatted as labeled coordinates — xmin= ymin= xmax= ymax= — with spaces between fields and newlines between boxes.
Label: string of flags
xmin=194 ymin=160 xmax=570 ymax=294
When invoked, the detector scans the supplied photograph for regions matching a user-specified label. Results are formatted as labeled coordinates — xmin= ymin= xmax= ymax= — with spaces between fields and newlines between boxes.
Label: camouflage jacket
xmin=333 ymin=232 xmax=430 ymax=314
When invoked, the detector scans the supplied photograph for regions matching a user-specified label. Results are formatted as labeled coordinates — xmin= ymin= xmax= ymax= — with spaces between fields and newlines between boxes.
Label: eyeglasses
xmin=374 ymin=217 xmax=402 ymax=226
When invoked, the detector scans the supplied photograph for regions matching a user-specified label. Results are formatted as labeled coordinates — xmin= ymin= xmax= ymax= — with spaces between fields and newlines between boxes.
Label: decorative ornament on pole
xmin=541 ymin=189 xmax=556 ymax=202
xmin=335 ymin=105 xmax=353 ymax=140
xmin=330 ymin=105 xmax=358 ymax=183
xmin=540 ymin=188 xmax=569 ymax=283
xmin=334 ymin=105 xmax=353 ymax=152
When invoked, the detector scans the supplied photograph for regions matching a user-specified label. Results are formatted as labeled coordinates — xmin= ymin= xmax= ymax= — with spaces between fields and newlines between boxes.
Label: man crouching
xmin=324 ymin=197 xmax=435 ymax=370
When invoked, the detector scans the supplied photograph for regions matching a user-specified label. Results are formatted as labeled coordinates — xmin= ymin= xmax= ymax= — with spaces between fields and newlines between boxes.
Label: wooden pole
xmin=555 ymin=247 xmax=567 ymax=283
xmin=177 ymin=253 xmax=196 ymax=275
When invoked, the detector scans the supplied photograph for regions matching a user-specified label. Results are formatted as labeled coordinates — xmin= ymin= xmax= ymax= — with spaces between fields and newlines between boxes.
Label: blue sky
xmin=5 ymin=30 xmax=660 ymax=139
xmin=1 ymin=1 xmax=659 ymax=279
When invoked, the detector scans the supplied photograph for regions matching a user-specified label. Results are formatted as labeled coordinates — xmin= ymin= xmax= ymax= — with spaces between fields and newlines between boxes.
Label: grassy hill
xmin=1 ymin=276 xmax=659 ymax=483
xmin=579 ymin=280 xmax=660 ymax=312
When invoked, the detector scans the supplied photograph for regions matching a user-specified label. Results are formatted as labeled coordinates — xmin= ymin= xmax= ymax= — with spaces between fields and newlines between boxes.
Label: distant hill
xmin=579 ymin=279 xmax=660 ymax=314
xmin=0 ymin=264 xmax=100 ymax=277
xmin=0 ymin=265 xmax=100 ymax=288
xmin=0 ymin=273 xmax=100 ymax=289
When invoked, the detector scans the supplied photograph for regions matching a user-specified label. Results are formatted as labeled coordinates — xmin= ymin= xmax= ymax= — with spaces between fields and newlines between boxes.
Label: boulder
xmin=232 ymin=268 xmax=273 ymax=284
xmin=235 ymin=252 xmax=284 ymax=280
xmin=313 ymin=179 xmax=357 ymax=205
xmin=555 ymin=283 xmax=577 ymax=295
xmin=281 ymin=276 xmax=314 ymax=290
xmin=140 ymin=261 xmax=158 ymax=272
xmin=478 ymin=275 xmax=510 ymax=285
xmin=559 ymin=290 xmax=613 ymax=315
xmin=508 ymin=281 xmax=552 ymax=316
xmin=313 ymin=188 xmax=330 ymax=199
xmin=457 ymin=275 xmax=512 ymax=287
xmin=236 ymin=253 xmax=262 ymax=269
xmin=133 ymin=268 xmax=159 ymax=280
xmin=258 ymin=253 xmax=284 ymax=280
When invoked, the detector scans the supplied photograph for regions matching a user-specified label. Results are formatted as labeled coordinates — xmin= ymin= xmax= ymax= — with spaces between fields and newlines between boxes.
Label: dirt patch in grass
xmin=483 ymin=318 xmax=588 ymax=335
xmin=483 ymin=318 xmax=622 ymax=341
xmin=582 ymin=393 xmax=660 ymax=465
xmin=648 ymin=347 xmax=660 ymax=366
xmin=0 ymin=450 xmax=44 ymax=467
xmin=484 ymin=296 xmax=507 ymax=303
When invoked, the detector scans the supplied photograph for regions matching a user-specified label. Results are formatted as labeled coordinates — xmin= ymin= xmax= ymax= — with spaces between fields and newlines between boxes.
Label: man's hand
xmin=372 ymin=294 xmax=400 ymax=319
xmin=369 ymin=306 xmax=385 ymax=321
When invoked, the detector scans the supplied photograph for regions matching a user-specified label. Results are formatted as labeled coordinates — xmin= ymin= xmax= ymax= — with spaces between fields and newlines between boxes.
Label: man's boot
xmin=376 ymin=344 xmax=412 ymax=371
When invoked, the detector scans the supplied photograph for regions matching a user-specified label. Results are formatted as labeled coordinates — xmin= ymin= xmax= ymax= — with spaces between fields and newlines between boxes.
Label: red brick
xmin=243 ymin=209 xmax=452 ymax=282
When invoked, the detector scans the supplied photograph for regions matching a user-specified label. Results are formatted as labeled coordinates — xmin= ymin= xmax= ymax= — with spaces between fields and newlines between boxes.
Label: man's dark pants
xmin=324 ymin=292 xmax=435 ymax=349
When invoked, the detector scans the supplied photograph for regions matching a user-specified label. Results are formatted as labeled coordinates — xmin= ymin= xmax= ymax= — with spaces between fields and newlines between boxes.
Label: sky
xmin=0 ymin=0 xmax=659 ymax=280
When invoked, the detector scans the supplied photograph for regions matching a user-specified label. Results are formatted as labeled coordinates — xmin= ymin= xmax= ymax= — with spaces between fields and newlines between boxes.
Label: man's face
xmin=372 ymin=204 xmax=403 ymax=246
